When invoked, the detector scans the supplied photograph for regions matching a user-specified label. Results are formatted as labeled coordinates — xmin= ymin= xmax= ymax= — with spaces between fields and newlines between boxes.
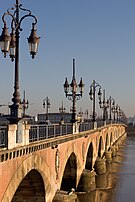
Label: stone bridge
xmin=0 ymin=123 xmax=126 ymax=202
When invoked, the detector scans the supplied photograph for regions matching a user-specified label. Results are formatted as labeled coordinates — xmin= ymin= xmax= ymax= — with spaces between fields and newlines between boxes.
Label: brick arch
xmin=115 ymin=127 xmax=118 ymax=139
xmin=60 ymin=152 xmax=77 ymax=191
xmin=85 ymin=141 xmax=94 ymax=171
xmin=59 ymin=143 xmax=83 ymax=188
xmin=113 ymin=128 xmax=117 ymax=142
xmin=119 ymin=125 xmax=124 ymax=138
xmin=114 ymin=128 xmax=117 ymax=139
xmin=118 ymin=126 xmax=122 ymax=138
xmin=110 ymin=132 xmax=113 ymax=146
xmin=2 ymin=154 xmax=56 ymax=202
xmin=98 ymin=136 xmax=104 ymax=158
xmin=110 ymin=128 xmax=115 ymax=144
xmin=105 ymin=133 xmax=109 ymax=150
xmin=115 ymin=128 xmax=118 ymax=140
xmin=12 ymin=169 xmax=45 ymax=201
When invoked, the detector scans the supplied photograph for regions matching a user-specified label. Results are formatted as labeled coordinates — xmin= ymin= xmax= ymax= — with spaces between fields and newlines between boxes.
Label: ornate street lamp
xmin=99 ymin=89 xmax=109 ymax=121
xmin=0 ymin=0 xmax=40 ymax=123
xmin=107 ymin=96 xmax=115 ymax=121
xmin=63 ymin=59 xmax=84 ymax=123
xmin=21 ymin=90 xmax=29 ymax=118
xmin=43 ymin=97 xmax=50 ymax=124
xmin=116 ymin=105 xmax=120 ymax=122
xmin=112 ymin=102 xmax=119 ymax=122
xmin=112 ymin=102 xmax=127 ymax=124
xmin=89 ymin=80 xmax=102 ymax=122
xmin=59 ymin=101 xmax=66 ymax=124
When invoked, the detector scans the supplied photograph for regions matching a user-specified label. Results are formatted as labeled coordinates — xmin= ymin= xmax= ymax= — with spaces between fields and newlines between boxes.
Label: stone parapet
xmin=8 ymin=124 xmax=17 ymax=150
xmin=8 ymin=123 xmax=30 ymax=150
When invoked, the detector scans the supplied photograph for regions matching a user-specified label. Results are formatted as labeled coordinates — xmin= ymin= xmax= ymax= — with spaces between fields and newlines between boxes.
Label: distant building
xmin=128 ymin=116 xmax=135 ymax=126
xmin=37 ymin=113 xmax=72 ymax=124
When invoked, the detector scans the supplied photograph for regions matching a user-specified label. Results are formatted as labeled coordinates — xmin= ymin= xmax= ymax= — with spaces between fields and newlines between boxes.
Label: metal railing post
xmin=54 ymin=125 xmax=56 ymax=137
xmin=46 ymin=125 xmax=48 ymax=139
xmin=37 ymin=125 xmax=39 ymax=141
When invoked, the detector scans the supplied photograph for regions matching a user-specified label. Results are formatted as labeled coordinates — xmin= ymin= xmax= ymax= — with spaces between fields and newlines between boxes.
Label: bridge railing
xmin=79 ymin=120 xmax=113 ymax=131
xmin=29 ymin=123 xmax=73 ymax=142
xmin=0 ymin=119 xmax=126 ymax=147
xmin=29 ymin=121 xmax=114 ymax=142
xmin=0 ymin=126 xmax=8 ymax=148
xmin=79 ymin=122 xmax=94 ymax=132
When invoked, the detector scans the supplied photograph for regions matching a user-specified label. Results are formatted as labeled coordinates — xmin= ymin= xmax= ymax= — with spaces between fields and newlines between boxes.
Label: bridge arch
xmin=59 ymin=143 xmax=83 ymax=190
xmin=85 ymin=142 xmax=93 ymax=171
xmin=12 ymin=169 xmax=45 ymax=201
xmin=98 ymin=136 xmax=104 ymax=158
xmin=114 ymin=128 xmax=117 ymax=140
xmin=110 ymin=132 xmax=113 ymax=146
xmin=105 ymin=133 xmax=109 ymax=151
xmin=116 ymin=128 xmax=118 ymax=139
xmin=61 ymin=152 xmax=77 ymax=191
xmin=2 ymin=155 xmax=56 ymax=202
xmin=118 ymin=127 xmax=121 ymax=137
xmin=112 ymin=128 xmax=117 ymax=142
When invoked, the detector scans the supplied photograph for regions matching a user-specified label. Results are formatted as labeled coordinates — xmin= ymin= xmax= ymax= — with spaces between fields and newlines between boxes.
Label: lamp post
xmin=0 ymin=0 xmax=40 ymax=123
xmin=63 ymin=59 xmax=84 ymax=123
xmin=21 ymin=90 xmax=29 ymax=118
xmin=112 ymin=102 xmax=118 ymax=122
xmin=107 ymin=96 xmax=115 ymax=121
xmin=43 ymin=97 xmax=50 ymax=123
xmin=99 ymin=89 xmax=109 ymax=121
xmin=116 ymin=105 xmax=120 ymax=122
xmin=118 ymin=107 xmax=124 ymax=123
xmin=89 ymin=80 xmax=102 ymax=122
xmin=59 ymin=101 xmax=66 ymax=124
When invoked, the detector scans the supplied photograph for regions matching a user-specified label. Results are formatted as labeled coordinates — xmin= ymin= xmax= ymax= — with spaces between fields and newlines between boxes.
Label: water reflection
xmin=115 ymin=136 xmax=135 ymax=202
xmin=77 ymin=145 xmax=126 ymax=202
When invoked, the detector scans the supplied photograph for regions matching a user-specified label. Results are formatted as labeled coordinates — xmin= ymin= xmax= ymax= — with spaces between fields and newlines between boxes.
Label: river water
xmin=77 ymin=134 xmax=135 ymax=202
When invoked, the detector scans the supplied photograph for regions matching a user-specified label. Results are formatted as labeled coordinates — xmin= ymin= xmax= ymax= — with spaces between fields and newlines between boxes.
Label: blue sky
xmin=0 ymin=0 xmax=135 ymax=117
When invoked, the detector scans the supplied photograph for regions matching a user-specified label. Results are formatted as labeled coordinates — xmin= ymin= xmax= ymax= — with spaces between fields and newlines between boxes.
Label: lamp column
xmin=89 ymin=80 xmax=102 ymax=122
xmin=99 ymin=89 xmax=109 ymax=122
xmin=43 ymin=97 xmax=50 ymax=124
xmin=63 ymin=59 xmax=84 ymax=132
xmin=0 ymin=0 xmax=40 ymax=123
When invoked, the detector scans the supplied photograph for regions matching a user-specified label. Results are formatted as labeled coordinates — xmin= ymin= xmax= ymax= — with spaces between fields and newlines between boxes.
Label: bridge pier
xmin=77 ymin=169 xmax=96 ymax=192
xmin=114 ymin=143 xmax=119 ymax=152
xmin=105 ymin=150 xmax=112 ymax=163
xmin=96 ymin=173 xmax=107 ymax=188
xmin=53 ymin=190 xmax=77 ymax=202
xmin=94 ymin=157 xmax=106 ymax=175
xmin=110 ymin=145 xmax=116 ymax=157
